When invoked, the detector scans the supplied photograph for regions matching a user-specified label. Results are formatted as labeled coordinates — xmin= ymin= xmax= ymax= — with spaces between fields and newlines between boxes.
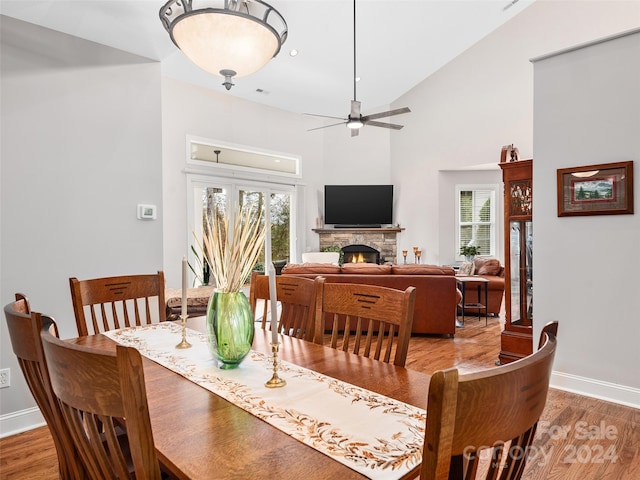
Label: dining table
xmin=70 ymin=317 xmax=432 ymax=480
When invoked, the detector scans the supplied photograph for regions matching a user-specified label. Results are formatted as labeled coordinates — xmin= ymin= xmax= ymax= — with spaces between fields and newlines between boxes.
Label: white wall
xmin=390 ymin=1 xmax=639 ymax=405
xmin=160 ymin=77 xmax=322 ymax=286
xmin=391 ymin=0 xmax=640 ymax=267
xmin=0 ymin=16 xmax=163 ymax=434
xmin=160 ymin=78 xmax=393 ymax=287
xmin=321 ymin=111 xmax=392 ymax=186
xmin=533 ymin=29 xmax=640 ymax=406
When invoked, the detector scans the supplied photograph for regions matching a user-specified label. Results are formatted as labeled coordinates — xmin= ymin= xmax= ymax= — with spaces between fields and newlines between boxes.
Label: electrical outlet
xmin=0 ymin=368 xmax=10 ymax=388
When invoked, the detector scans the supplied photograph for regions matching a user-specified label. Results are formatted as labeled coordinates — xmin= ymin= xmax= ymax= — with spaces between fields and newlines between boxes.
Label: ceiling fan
xmin=305 ymin=0 xmax=410 ymax=137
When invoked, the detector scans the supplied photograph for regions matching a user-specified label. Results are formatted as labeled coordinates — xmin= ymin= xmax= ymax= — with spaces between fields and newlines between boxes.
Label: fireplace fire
xmin=341 ymin=244 xmax=380 ymax=264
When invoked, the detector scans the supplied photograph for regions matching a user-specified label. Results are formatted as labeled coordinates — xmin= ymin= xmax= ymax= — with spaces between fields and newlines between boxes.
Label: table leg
xmin=484 ymin=282 xmax=489 ymax=326
xmin=460 ymin=282 xmax=465 ymax=326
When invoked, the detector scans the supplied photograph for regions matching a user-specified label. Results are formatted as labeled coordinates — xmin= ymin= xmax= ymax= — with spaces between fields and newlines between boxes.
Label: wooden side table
xmin=456 ymin=276 xmax=489 ymax=326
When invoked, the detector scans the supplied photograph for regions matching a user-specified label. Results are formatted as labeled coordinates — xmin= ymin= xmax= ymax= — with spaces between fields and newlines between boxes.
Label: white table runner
xmin=104 ymin=323 xmax=425 ymax=480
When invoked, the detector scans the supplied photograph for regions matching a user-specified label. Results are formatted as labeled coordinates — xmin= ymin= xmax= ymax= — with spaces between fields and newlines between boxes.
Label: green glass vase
xmin=206 ymin=290 xmax=254 ymax=369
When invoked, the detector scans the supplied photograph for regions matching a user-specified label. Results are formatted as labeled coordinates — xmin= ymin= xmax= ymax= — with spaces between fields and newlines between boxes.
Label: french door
xmin=187 ymin=175 xmax=296 ymax=287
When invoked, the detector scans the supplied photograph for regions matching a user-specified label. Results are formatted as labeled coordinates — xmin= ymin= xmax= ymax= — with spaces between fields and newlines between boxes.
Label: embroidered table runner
xmin=104 ymin=323 xmax=425 ymax=480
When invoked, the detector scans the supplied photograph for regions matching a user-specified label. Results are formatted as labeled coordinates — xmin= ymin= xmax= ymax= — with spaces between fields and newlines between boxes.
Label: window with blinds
xmin=456 ymin=186 xmax=496 ymax=259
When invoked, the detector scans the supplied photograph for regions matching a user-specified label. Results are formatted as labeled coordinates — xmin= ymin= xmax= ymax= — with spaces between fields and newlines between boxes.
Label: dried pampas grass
xmin=194 ymin=205 xmax=266 ymax=293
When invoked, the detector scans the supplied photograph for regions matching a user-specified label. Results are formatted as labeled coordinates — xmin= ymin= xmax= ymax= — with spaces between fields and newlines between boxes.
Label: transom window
xmin=188 ymin=135 xmax=300 ymax=178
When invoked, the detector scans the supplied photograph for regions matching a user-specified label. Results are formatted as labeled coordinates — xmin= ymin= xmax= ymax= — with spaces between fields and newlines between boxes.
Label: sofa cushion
xmin=391 ymin=264 xmax=455 ymax=276
xmin=341 ymin=263 xmax=392 ymax=275
xmin=281 ymin=263 xmax=342 ymax=274
xmin=474 ymin=257 xmax=502 ymax=276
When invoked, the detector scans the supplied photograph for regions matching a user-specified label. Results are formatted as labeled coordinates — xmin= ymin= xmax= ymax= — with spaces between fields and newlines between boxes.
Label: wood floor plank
xmin=1 ymin=315 xmax=637 ymax=479
xmin=0 ymin=427 xmax=59 ymax=479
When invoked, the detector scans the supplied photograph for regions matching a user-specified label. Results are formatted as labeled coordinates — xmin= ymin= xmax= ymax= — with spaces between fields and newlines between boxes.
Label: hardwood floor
xmin=409 ymin=317 xmax=639 ymax=480
xmin=0 ymin=426 xmax=60 ymax=479
xmin=1 ymin=316 xmax=637 ymax=479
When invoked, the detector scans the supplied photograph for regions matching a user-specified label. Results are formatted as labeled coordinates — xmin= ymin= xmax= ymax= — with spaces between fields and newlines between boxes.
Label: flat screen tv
xmin=324 ymin=185 xmax=393 ymax=228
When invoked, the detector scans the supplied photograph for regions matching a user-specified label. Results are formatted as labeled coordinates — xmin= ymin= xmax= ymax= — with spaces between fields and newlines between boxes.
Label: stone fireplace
xmin=313 ymin=227 xmax=403 ymax=264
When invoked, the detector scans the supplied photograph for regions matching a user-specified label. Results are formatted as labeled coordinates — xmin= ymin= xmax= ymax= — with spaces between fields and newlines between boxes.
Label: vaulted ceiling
xmin=1 ymin=0 xmax=534 ymax=117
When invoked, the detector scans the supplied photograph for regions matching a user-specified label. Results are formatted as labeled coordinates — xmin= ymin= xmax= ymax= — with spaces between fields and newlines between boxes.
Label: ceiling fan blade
xmin=362 ymin=107 xmax=411 ymax=121
xmin=350 ymin=100 xmax=361 ymax=118
xmin=351 ymin=128 xmax=359 ymax=137
xmin=303 ymin=113 xmax=347 ymax=121
xmin=364 ymin=120 xmax=404 ymax=130
xmin=307 ymin=121 xmax=347 ymax=132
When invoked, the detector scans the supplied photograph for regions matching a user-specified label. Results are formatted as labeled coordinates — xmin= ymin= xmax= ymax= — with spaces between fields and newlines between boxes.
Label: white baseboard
xmin=551 ymin=371 xmax=640 ymax=409
xmin=0 ymin=407 xmax=45 ymax=438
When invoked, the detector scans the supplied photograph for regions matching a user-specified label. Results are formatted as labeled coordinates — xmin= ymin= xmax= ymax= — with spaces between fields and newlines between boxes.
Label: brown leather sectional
xmin=282 ymin=263 xmax=459 ymax=336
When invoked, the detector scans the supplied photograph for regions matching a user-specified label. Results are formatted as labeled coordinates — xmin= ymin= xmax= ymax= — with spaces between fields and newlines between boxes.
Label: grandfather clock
xmin=498 ymin=157 xmax=533 ymax=364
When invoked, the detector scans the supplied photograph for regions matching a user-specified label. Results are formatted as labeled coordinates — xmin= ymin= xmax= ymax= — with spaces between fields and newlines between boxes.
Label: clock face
xmin=509 ymin=180 xmax=532 ymax=216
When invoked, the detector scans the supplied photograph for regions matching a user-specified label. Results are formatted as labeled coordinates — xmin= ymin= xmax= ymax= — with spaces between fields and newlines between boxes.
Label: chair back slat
xmin=126 ymin=300 xmax=134 ymax=327
xmin=41 ymin=322 xmax=162 ymax=480
xmin=314 ymin=280 xmax=416 ymax=367
xmin=4 ymin=294 xmax=85 ymax=479
xmin=70 ymin=271 xmax=166 ymax=336
xmin=382 ymin=322 xmax=394 ymax=362
xmin=421 ymin=322 xmax=558 ymax=480
xmin=249 ymin=272 xmax=319 ymax=341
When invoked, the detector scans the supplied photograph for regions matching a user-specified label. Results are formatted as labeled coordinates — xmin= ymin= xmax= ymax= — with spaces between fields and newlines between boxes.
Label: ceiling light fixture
xmin=159 ymin=0 xmax=288 ymax=90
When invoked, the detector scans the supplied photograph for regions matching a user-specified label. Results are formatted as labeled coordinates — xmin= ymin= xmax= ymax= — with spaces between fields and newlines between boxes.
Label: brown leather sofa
xmin=282 ymin=262 xmax=458 ymax=336
xmin=457 ymin=257 xmax=505 ymax=316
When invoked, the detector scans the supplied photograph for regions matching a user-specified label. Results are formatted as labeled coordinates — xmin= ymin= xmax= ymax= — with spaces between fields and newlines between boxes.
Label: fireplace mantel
xmin=312 ymin=227 xmax=404 ymax=263
xmin=312 ymin=228 xmax=404 ymax=234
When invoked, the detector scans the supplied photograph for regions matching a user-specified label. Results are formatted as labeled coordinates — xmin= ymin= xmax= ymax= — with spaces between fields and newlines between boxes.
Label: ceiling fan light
xmin=347 ymin=118 xmax=363 ymax=129
xmin=160 ymin=1 xmax=287 ymax=81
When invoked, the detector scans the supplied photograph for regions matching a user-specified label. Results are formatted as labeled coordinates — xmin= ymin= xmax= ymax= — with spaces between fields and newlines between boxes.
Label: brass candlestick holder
xmin=402 ymin=250 xmax=408 ymax=264
xmin=265 ymin=342 xmax=286 ymax=388
xmin=416 ymin=250 xmax=422 ymax=264
xmin=175 ymin=314 xmax=192 ymax=349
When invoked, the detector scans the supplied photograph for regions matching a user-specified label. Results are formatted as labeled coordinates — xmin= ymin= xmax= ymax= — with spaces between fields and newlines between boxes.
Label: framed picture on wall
xmin=557 ymin=161 xmax=634 ymax=217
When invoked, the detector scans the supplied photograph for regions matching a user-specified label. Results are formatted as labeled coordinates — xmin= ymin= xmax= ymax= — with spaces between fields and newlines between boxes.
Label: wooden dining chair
xmin=539 ymin=320 xmax=559 ymax=348
xmin=70 ymin=271 xmax=166 ymax=336
xmin=4 ymin=293 xmax=85 ymax=480
xmin=420 ymin=324 xmax=558 ymax=480
xmin=40 ymin=317 xmax=163 ymax=480
xmin=313 ymin=278 xmax=416 ymax=367
xmin=248 ymin=271 xmax=319 ymax=341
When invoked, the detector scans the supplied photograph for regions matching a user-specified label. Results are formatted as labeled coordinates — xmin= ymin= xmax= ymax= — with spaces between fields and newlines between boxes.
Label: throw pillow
xmin=458 ymin=261 xmax=474 ymax=276
xmin=474 ymin=257 xmax=502 ymax=276
xmin=281 ymin=263 xmax=342 ymax=274
xmin=341 ymin=263 xmax=392 ymax=275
